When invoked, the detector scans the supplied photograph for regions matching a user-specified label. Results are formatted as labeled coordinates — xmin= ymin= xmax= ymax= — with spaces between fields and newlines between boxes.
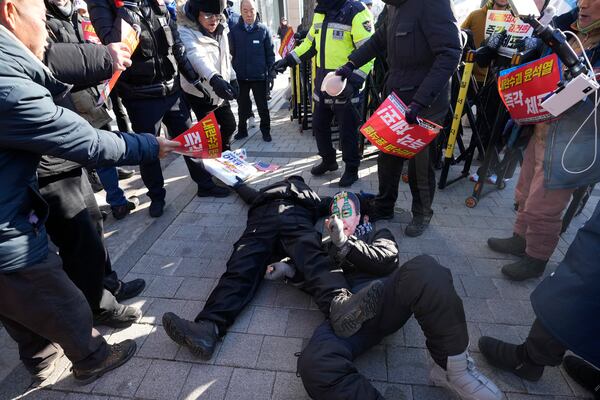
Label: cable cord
xmin=559 ymin=31 xmax=599 ymax=175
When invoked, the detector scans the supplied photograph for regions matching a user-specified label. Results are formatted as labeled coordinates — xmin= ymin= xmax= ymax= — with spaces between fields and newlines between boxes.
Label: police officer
xmin=88 ymin=0 xmax=225 ymax=218
xmin=340 ymin=0 xmax=461 ymax=236
xmin=272 ymin=0 xmax=374 ymax=187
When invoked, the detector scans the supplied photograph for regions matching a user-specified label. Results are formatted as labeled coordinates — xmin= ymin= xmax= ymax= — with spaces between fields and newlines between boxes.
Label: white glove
xmin=264 ymin=262 xmax=296 ymax=281
xmin=327 ymin=215 xmax=348 ymax=248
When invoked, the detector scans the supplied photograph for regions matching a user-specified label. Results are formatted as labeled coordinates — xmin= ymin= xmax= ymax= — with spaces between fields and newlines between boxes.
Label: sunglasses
xmin=201 ymin=12 xmax=223 ymax=20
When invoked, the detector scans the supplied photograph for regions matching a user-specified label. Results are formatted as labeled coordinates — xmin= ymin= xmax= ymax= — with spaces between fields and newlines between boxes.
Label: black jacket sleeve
xmin=234 ymin=183 xmax=261 ymax=205
xmin=344 ymin=228 xmax=399 ymax=276
xmin=87 ymin=0 xmax=122 ymax=44
xmin=44 ymin=42 xmax=113 ymax=89
xmin=170 ymin=15 xmax=202 ymax=83
xmin=348 ymin=16 xmax=387 ymax=68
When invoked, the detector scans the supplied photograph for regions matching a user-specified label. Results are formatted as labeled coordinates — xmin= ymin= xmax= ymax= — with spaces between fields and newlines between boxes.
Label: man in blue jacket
xmin=230 ymin=0 xmax=275 ymax=142
xmin=0 ymin=0 xmax=178 ymax=385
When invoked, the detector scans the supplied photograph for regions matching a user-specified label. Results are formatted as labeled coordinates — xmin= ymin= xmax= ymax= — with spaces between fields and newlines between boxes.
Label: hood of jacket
xmin=0 ymin=25 xmax=71 ymax=99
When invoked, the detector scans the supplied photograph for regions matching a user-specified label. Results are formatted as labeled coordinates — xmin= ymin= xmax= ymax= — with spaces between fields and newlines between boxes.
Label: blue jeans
xmin=97 ymin=167 xmax=127 ymax=207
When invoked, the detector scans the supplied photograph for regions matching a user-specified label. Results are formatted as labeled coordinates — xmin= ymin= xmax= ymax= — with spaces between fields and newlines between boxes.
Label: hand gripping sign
xmin=360 ymin=93 xmax=441 ymax=159
xmin=97 ymin=19 xmax=140 ymax=106
xmin=172 ymin=112 xmax=222 ymax=158
xmin=498 ymin=53 xmax=562 ymax=124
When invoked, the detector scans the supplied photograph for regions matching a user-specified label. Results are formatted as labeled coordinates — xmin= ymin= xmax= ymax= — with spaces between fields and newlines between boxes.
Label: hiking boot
xmin=405 ymin=216 xmax=431 ymax=237
xmin=72 ymin=340 xmax=136 ymax=385
xmin=563 ymin=355 xmax=600 ymax=399
xmin=487 ymin=233 xmax=526 ymax=257
xmin=430 ymin=351 xmax=502 ymax=400
xmin=501 ymin=255 xmax=547 ymax=281
xmin=113 ymin=278 xmax=146 ymax=302
xmin=93 ymin=304 xmax=141 ymax=329
xmin=310 ymin=160 xmax=338 ymax=176
xmin=234 ymin=131 xmax=248 ymax=140
xmin=329 ymin=280 xmax=384 ymax=338
xmin=162 ymin=313 xmax=219 ymax=360
xmin=111 ymin=197 xmax=139 ymax=220
xmin=339 ymin=166 xmax=358 ymax=187
xmin=30 ymin=345 xmax=64 ymax=387
xmin=262 ymin=132 xmax=272 ymax=142
xmin=197 ymin=185 xmax=230 ymax=198
xmin=149 ymin=199 xmax=165 ymax=218
xmin=478 ymin=336 xmax=544 ymax=381
xmin=117 ymin=167 xmax=135 ymax=180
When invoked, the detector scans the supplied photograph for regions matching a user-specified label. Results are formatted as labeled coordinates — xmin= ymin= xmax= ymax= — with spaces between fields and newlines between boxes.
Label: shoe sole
xmin=162 ymin=314 xmax=213 ymax=360
xmin=74 ymin=343 xmax=136 ymax=385
xmin=331 ymin=281 xmax=384 ymax=338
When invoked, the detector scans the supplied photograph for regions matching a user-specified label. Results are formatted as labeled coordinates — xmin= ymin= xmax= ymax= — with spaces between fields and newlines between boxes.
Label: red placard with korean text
xmin=360 ymin=93 xmax=441 ymax=159
xmin=81 ymin=20 xmax=101 ymax=44
xmin=172 ymin=112 xmax=222 ymax=158
xmin=278 ymin=28 xmax=295 ymax=58
xmin=498 ymin=53 xmax=561 ymax=124
xmin=97 ymin=20 xmax=139 ymax=106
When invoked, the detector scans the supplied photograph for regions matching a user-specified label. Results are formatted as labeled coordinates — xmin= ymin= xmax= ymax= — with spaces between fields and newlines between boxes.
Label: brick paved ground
xmin=1 ymin=79 xmax=597 ymax=400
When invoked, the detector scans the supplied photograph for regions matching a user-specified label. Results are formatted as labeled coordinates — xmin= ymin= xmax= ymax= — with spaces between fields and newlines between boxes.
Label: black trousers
xmin=39 ymin=168 xmax=119 ymax=314
xmin=122 ymin=90 xmax=216 ymax=198
xmin=237 ymin=80 xmax=270 ymax=135
xmin=109 ymin=91 xmax=131 ymax=132
xmin=0 ymin=253 xmax=108 ymax=372
xmin=313 ymin=100 xmax=361 ymax=168
xmin=184 ymin=93 xmax=236 ymax=152
xmin=522 ymin=319 xmax=567 ymax=367
xmin=196 ymin=202 xmax=349 ymax=333
xmin=298 ymin=255 xmax=469 ymax=400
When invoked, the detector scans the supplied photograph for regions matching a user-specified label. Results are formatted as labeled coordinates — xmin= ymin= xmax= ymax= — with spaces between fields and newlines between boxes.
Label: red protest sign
xmin=81 ymin=20 xmax=101 ymax=44
xmin=172 ymin=112 xmax=222 ymax=159
xmin=360 ymin=93 xmax=441 ymax=159
xmin=498 ymin=53 xmax=561 ymax=124
xmin=278 ymin=28 xmax=295 ymax=58
xmin=97 ymin=20 xmax=140 ymax=106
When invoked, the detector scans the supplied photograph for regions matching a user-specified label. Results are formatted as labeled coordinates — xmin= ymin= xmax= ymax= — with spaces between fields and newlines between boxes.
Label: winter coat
xmin=176 ymin=2 xmax=236 ymax=106
xmin=531 ymin=199 xmax=600 ymax=368
xmin=348 ymin=0 xmax=461 ymax=114
xmin=0 ymin=25 xmax=158 ymax=272
xmin=229 ymin=18 xmax=275 ymax=81
xmin=87 ymin=0 xmax=200 ymax=98
xmin=39 ymin=0 xmax=114 ymax=178
xmin=543 ymin=9 xmax=600 ymax=189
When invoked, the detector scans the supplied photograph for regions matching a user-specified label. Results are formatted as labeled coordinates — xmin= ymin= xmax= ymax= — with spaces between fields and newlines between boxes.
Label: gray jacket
xmin=0 ymin=25 xmax=158 ymax=272
xmin=348 ymin=0 xmax=461 ymax=113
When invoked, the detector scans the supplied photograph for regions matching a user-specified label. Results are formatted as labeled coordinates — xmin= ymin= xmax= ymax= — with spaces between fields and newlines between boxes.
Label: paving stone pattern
xmin=1 ymin=83 xmax=597 ymax=399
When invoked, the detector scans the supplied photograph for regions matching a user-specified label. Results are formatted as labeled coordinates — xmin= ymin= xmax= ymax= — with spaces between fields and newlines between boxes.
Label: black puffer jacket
xmin=87 ymin=0 xmax=201 ymax=98
xmin=39 ymin=0 xmax=114 ymax=178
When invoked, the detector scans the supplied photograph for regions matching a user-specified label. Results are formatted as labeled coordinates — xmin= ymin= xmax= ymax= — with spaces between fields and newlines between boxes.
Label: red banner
xmin=81 ymin=20 xmax=101 ymax=44
xmin=278 ymin=28 xmax=295 ymax=58
xmin=97 ymin=20 xmax=139 ymax=106
xmin=360 ymin=93 xmax=441 ymax=159
xmin=497 ymin=54 xmax=561 ymax=124
xmin=172 ymin=112 xmax=222 ymax=158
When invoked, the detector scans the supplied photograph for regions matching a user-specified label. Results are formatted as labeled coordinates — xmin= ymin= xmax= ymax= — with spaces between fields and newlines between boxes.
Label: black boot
xmin=72 ymin=340 xmax=136 ymax=385
xmin=501 ymin=255 xmax=547 ymax=281
xmin=478 ymin=336 xmax=544 ymax=381
xmin=311 ymin=160 xmax=338 ymax=176
xmin=149 ymin=199 xmax=165 ymax=218
xmin=488 ymin=233 xmax=526 ymax=257
xmin=262 ymin=131 xmax=272 ymax=142
xmin=113 ymin=278 xmax=146 ymax=302
xmin=93 ymin=304 xmax=141 ymax=329
xmin=339 ymin=166 xmax=358 ymax=187
xmin=197 ymin=185 xmax=230 ymax=198
xmin=162 ymin=313 xmax=219 ymax=360
xmin=405 ymin=215 xmax=431 ymax=237
xmin=563 ymin=355 xmax=600 ymax=399
xmin=329 ymin=280 xmax=384 ymax=338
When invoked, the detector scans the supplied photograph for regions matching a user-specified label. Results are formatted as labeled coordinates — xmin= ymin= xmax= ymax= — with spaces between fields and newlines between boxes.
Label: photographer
xmin=488 ymin=2 xmax=600 ymax=281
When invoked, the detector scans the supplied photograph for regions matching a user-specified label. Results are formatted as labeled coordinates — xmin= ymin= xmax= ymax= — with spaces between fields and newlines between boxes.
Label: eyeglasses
xmin=201 ymin=12 xmax=222 ymax=19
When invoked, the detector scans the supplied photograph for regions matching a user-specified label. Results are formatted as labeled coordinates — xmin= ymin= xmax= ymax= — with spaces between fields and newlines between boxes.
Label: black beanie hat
xmin=185 ymin=0 xmax=222 ymax=18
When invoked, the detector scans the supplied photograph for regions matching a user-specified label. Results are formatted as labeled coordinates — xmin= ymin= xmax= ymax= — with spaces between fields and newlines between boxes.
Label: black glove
xmin=405 ymin=101 xmax=424 ymax=125
xmin=191 ymin=78 xmax=211 ymax=100
xmin=210 ymin=75 xmax=236 ymax=100
xmin=335 ymin=61 xmax=355 ymax=80
xmin=272 ymin=57 xmax=290 ymax=74
xmin=230 ymin=79 xmax=239 ymax=98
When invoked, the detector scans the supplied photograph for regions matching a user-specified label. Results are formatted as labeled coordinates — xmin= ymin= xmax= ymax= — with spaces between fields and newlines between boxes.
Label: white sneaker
xmin=430 ymin=351 xmax=503 ymax=400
